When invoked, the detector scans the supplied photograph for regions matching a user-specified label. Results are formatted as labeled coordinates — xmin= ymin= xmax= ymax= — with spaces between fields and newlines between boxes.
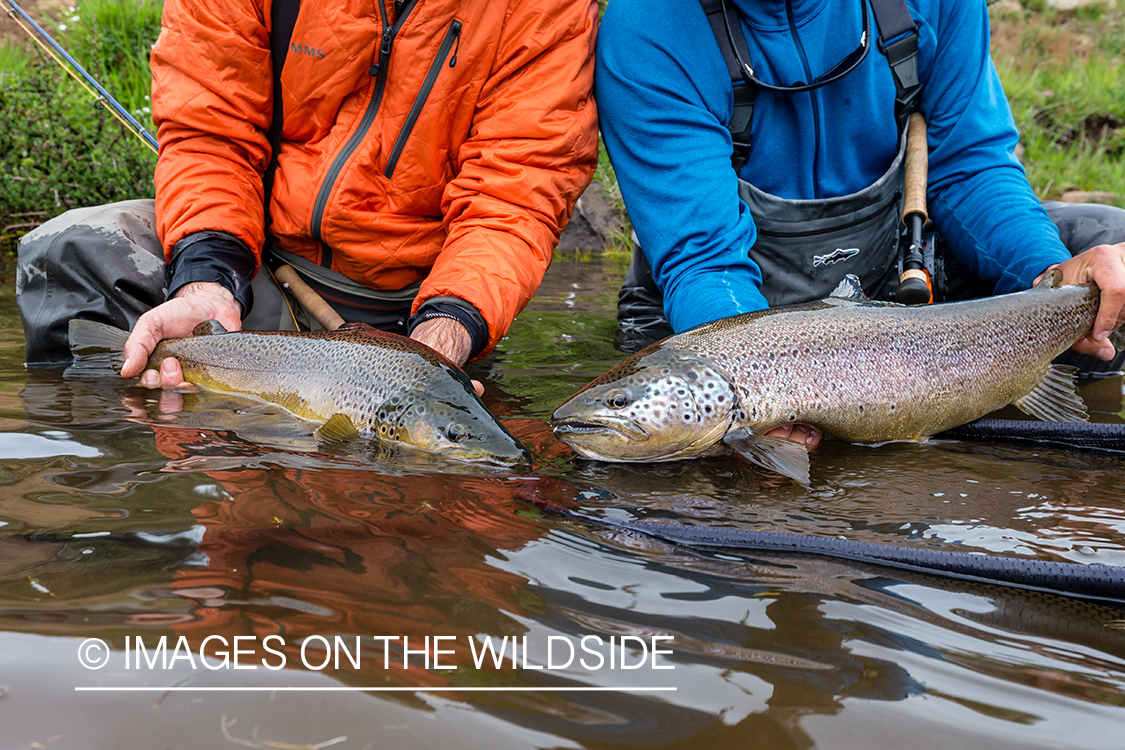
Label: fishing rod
xmin=3 ymin=0 xmax=159 ymax=153
xmin=895 ymin=112 xmax=934 ymax=304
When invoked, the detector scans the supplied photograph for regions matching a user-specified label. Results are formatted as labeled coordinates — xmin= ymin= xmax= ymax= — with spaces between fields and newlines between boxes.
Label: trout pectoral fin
xmin=315 ymin=413 xmax=362 ymax=444
xmin=723 ymin=429 xmax=811 ymax=485
xmin=1013 ymin=364 xmax=1088 ymax=423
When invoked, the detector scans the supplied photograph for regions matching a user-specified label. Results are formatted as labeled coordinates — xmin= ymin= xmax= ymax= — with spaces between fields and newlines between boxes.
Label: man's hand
xmin=410 ymin=317 xmax=484 ymax=396
xmin=1037 ymin=242 xmax=1125 ymax=361
xmin=123 ymin=281 xmax=242 ymax=388
xmin=766 ymin=423 xmax=822 ymax=449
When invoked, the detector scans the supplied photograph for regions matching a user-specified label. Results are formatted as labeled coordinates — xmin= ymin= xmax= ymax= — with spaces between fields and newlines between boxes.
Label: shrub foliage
xmin=1 ymin=0 xmax=160 ymax=254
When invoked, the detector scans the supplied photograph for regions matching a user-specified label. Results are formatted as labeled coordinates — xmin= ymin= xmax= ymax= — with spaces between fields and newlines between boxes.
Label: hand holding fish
xmin=70 ymin=318 xmax=530 ymax=466
xmin=766 ymin=423 xmax=822 ymax=450
xmin=410 ymin=317 xmax=485 ymax=396
xmin=1037 ymin=242 xmax=1125 ymax=361
xmin=122 ymin=281 xmax=241 ymax=388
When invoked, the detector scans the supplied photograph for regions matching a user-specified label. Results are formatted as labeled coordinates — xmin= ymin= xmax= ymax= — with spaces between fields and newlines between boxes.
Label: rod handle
xmin=274 ymin=264 xmax=344 ymax=331
xmin=902 ymin=112 xmax=928 ymax=224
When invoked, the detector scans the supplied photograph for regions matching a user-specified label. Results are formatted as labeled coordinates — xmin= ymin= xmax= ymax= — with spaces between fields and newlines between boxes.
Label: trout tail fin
xmin=66 ymin=319 xmax=129 ymax=377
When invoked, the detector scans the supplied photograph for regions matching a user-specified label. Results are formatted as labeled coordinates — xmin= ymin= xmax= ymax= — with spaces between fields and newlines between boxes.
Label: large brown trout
xmin=553 ymin=274 xmax=1123 ymax=484
xmin=68 ymin=319 xmax=529 ymax=466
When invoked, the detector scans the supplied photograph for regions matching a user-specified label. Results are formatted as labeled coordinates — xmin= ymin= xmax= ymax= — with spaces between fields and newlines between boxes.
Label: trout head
xmin=552 ymin=348 xmax=736 ymax=461
xmin=375 ymin=381 xmax=530 ymax=467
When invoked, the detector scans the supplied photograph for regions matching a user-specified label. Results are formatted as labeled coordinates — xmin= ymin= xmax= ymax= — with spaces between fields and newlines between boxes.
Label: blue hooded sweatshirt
xmin=595 ymin=0 xmax=1070 ymax=332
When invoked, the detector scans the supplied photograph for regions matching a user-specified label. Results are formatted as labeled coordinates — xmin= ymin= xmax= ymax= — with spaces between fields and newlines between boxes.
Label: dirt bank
xmin=1 ymin=0 xmax=69 ymax=49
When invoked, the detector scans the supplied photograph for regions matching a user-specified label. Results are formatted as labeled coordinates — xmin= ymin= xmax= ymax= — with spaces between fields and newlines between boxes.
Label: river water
xmin=1 ymin=251 xmax=1124 ymax=749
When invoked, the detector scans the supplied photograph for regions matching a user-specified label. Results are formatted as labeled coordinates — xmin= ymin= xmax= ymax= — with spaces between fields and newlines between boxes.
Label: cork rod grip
xmin=274 ymin=264 xmax=345 ymax=331
xmin=902 ymin=112 xmax=928 ymax=223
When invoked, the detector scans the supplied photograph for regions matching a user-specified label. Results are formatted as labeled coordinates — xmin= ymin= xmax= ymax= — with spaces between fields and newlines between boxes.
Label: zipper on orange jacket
xmin=310 ymin=0 xmax=419 ymax=268
xmin=384 ymin=19 xmax=462 ymax=179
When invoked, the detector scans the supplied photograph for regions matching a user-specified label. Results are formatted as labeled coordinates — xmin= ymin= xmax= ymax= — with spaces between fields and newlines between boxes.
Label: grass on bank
xmin=0 ymin=0 xmax=159 ymax=254
xmin=991 ymin=2 xmax=1124 ymax=206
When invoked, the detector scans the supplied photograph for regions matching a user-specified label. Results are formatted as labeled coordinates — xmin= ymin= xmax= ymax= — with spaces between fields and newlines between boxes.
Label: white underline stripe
xmin=75 ymin=686 xmax=677 ymax=692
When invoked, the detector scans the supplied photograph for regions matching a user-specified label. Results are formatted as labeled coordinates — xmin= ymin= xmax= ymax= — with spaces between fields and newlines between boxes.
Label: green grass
xmin=991 ymin=3 xmax=1125 ymax=206
xmin=0 ymin=41 xmax=33 ymax=75
xmin=63 ymin=0 xmax=163 ymax=118
xmin=1 ymin=0 xmax=161 ymax=253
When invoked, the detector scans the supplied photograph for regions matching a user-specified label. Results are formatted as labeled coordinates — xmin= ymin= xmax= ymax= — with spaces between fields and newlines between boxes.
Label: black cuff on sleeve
xmin=167 ymin=231 xmax=257 ymax=315
xmin=407 ymin=299 xmax=489 ymax=360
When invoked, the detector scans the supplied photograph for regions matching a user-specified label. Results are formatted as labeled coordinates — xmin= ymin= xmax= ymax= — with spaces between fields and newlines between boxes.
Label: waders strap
xmin=701 ymin=0 xmax=756 ymax=172
xmin=868 ymin=0 xmax=921 ymax=129
xmin=264 ymin=0 xmax=301 ymax=231
xmin=700 ymin=0 xmax=923 ymax=169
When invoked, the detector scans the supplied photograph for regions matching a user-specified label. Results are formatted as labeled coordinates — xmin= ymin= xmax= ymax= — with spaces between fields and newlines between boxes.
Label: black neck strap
xmin=868 ymin=0 xmax=921 ymax=130
xmin=263 ymin=0 xmax=302 ymax=240
xmin=701 ymin=0 xmax=921 ymax=171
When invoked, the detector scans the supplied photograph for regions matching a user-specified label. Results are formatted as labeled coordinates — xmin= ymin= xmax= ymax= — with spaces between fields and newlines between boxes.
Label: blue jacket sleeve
xmin=596 ymin=0 xmax=770 ymax=332
xmin=919 ymin=0 xmax=1069 ymax=293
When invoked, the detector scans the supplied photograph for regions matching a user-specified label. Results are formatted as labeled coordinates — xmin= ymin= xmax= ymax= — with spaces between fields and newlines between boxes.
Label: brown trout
xmin=68 ymin=319 xmax=529 ymax=466
xmin=552 ymin=273 xmax=1123 ymax=484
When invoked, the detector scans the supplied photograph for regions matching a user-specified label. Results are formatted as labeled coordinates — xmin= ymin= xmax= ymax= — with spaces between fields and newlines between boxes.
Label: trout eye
xmin=447 ymin=424 xmax=468 ymax=443
xmin=605 ymin=390 xmax=629 ymax=409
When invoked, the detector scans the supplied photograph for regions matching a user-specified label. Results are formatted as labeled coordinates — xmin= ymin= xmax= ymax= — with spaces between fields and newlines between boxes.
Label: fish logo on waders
xmin=813 ymin=248 xmax=861 ymax=267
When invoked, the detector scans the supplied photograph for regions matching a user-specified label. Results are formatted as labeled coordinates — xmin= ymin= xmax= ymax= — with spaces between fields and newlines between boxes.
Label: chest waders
xmin=719 ymin=0 xmax=923 ymax=308
xmin=616 ymin=0 xmax=924 ymax=351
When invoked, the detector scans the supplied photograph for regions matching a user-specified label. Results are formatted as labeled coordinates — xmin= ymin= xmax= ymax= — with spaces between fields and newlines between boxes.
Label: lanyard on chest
xmin=700 ymin=0 xmax=922 ymax=173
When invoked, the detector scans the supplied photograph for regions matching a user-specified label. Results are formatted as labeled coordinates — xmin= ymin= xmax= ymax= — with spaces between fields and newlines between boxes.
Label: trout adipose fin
xmin=192 ymin=320 xmax=230 ymax=336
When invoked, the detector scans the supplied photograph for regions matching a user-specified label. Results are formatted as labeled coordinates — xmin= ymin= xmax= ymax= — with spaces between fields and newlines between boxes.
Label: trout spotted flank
xmin=553 ymin=274 xmax=1123 ymax=484
xmin=68 ymin=320 xmax=529 ymax=466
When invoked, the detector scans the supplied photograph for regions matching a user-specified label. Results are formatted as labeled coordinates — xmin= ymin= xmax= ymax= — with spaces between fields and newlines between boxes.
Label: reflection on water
xmin=1 ymin=252 xmax=1124 ymax=749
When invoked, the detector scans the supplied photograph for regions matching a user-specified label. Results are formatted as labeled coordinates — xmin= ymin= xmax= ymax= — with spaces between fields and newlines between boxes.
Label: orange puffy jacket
xmin=151 ymin=0 xmax=599 ymax=356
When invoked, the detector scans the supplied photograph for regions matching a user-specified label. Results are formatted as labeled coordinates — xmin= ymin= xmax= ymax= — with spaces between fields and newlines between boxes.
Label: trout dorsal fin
xmin=335 ymin=322 xmax=377 ymax=333
xmin=315 ymin=413 xmax=362 ymax=443
xmin=827 ymin=275 xmax=870 ymax=303
xmin=723 ymin=429 xmax=811 ymax=485
xmin=192 ymin=320 xmax=230 ymax=336
xmin=1013 ymin=364 xmax=1088 ymax=422
xmin=1034 ymin=268 xmax=1064 ymax=289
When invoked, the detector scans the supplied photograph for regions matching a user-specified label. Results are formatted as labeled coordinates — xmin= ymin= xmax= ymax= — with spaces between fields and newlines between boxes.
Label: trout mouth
xmin=552 ymin=417 xmax=649 ymax=442
xmin=437 ymin=443 xmax=531 ymax=467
